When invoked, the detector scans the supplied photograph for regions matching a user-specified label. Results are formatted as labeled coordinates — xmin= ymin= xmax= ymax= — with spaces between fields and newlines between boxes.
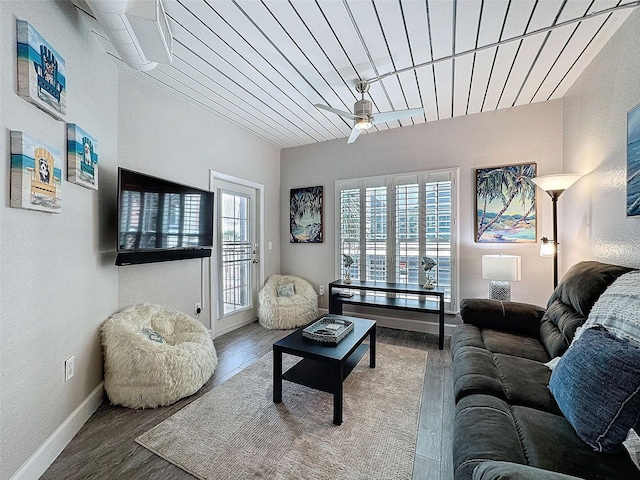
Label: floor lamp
xmin=531 ymin=174 xmax=582 ymax=288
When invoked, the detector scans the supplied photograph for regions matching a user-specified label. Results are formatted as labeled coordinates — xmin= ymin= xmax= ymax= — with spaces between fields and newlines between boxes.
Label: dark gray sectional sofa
xmin=451 ymin=261 xmax=640 ymax=480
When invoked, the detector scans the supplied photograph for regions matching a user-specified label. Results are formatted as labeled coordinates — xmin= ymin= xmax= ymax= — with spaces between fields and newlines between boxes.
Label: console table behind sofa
xmin=328 ymin=279 xmax=445 ymax=350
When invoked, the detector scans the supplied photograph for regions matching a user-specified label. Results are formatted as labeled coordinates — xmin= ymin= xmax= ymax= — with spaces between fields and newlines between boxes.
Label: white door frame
xmin=210 ymin=171 xmax=265 ymax=338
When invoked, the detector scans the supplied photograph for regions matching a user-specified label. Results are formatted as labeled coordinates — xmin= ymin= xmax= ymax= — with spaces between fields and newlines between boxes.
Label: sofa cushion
xmin=454 ymin=394 xmax=640 ymax=480
xmin=452 ymin=324 xmax=549 ymax=362
xmin=539 ymin=261 xmax=634 ymax=358
xmin=454 ymin=394 xmax=527 ymax=480
xmin=473 ymin=462 xmax=585 ymax=480
xmin=453 ymin=345 xmax=559 ymax=413
xmin=539 ymin=299 xmax=586 ymax=358
xmin=549 ymin=327 xmax=640 ymax=453
xmin=459 ymin=299 xmax=546 ymax=337
xmin=513 ymin=404 xmax=640 ymax=479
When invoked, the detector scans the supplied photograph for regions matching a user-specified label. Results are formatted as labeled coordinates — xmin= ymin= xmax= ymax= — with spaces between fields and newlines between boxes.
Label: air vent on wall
xmin=83 ymin=0 xmax=173 ymax=72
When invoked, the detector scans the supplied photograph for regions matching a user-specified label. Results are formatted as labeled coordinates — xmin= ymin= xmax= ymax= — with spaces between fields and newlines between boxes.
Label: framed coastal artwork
xmin=67 ymin=124 xmax=98 ymax=189
xmin=290 ymin=185 xmax=323 ymax=243
xmin=627 ymin=103 xmax=640 ymax=217
xmin=10 ymin=131 xmax=62 ymax=213
xmin=16 ymin=19 xmax=66 ymax=120
xmin=475 ymin=163 xmax=537 ymax=243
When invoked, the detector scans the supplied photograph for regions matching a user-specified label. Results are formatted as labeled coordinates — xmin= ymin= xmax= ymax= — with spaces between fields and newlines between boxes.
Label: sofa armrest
xmin=473 ymin=461 xmax=585 ymax=480
xmin=459 ymin=298 xmax=545 ymax=337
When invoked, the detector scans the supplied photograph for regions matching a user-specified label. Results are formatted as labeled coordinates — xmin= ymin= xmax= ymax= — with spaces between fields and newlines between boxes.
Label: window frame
xmin=335 ymin=168 xmax=459 ymax=312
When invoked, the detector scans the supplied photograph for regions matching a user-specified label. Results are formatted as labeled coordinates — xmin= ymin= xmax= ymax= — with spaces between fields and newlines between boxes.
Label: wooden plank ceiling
xmin=79 ymin=0 xmax=638 ymax=148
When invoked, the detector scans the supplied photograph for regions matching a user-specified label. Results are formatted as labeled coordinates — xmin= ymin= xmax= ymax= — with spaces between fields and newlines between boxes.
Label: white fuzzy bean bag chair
xmin=101 ymin=304 xmax=217 ymax=409
xmin=258 ymin=274 xmax=318 ymax=329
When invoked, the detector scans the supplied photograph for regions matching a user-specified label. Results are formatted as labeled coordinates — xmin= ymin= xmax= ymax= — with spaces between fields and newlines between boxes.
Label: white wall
xmin=562 ymin=9 xmax=640 ymax=270
xmin=116 ymin=70 xmax=282 ymax=330
xmin=280 ymin=100 xmax=563 ymax=313
xmin=0 ymin=2 xmax=119 ymax=478
xmin=1 ymin=2 xmax=281 ymax=478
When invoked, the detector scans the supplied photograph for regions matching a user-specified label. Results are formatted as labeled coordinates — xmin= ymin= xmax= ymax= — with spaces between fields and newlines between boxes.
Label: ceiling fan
xmin=314 ymin=81 xmax=424 ymax=144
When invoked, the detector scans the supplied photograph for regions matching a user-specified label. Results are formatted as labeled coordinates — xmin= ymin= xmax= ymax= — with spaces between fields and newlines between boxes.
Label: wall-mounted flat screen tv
xmin=115 ymin=168 xmax=214 ymax=265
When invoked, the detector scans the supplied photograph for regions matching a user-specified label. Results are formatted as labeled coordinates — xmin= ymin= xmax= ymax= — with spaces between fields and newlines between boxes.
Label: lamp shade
xmin=531 ymin=174 xmax=582 ymax=193
xmin=482 ymin=255 xmax=521 ymax=282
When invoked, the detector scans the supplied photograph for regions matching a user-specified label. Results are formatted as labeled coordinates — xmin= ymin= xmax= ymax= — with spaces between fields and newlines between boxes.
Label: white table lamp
xmin=482 ymin=254 xmax=521 ymax=301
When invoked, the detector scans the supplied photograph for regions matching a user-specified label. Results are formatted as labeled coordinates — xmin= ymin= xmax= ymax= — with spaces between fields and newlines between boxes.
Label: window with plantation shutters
xmin=337 ymin=169 xmax=457 ymax=312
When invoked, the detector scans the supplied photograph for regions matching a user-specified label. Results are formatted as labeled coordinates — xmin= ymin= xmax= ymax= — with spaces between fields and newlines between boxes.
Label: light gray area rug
xmin=136 ymin=343 xmax=427 ymax=480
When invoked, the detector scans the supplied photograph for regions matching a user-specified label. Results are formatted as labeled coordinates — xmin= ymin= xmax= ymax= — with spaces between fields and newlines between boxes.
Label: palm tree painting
xmin=290 ymin=185 xmax=323 ymax=243
xmin=476 ymin=163 xmax=537 ymax=243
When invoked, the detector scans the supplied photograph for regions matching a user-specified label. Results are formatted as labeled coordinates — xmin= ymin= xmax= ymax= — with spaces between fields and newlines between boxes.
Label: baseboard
xmin=318 ymin=307 xmax=457 ymax=338
xmin=11 ymin=382 xmax=105 ymax=480
xmin=210 ymin=311 xmax=456 ymax=340
xmin=212 ymin=317 xmax=258 ymax=339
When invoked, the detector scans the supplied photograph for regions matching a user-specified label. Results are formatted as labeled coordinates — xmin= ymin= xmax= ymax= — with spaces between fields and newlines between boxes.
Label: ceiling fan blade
xmin=347 ymin=127 xmax=362 ymax=144
xmin=314 ymin=103 xmax=360 ymax=121
xmin=371 ymin=107 xmax=424 ymax=125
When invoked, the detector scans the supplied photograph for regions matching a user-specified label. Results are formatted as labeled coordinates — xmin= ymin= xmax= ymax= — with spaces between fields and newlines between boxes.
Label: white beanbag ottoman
xmin=258 ymin=274 xmax=318 ymax=329
xmin=101 ymin=304 xmax=217 ymax=409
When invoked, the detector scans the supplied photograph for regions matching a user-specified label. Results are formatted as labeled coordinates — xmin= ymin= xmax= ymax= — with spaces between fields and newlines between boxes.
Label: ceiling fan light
xmin=355 ymin=118 xmax=372 ymax=130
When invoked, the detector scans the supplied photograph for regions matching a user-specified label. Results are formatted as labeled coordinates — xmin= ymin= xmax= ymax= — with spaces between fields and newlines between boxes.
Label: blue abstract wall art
xmin=290 ymin=186 xmax=323 ymax=243
xmin=627 ymin=103 xmax=640 ymax=217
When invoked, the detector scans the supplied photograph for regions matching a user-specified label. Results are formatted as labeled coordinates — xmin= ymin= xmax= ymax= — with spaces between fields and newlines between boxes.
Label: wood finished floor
xmin=42 ymin=321 xmax=453 ymax=480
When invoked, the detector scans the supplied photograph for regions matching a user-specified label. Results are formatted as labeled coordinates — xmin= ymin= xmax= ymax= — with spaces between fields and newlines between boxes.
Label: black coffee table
xmin=273 ymin=315 xmax=376 ymax=425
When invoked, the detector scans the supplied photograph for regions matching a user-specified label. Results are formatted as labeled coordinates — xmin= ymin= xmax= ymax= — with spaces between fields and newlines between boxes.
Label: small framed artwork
xmin=16 ymin=20 xmax=66 ymax=120
xmin=67 ymin=124 xmax=98 ymax=189
xmin=627 ymin=103 xmax=640 ymax=217
xmin=475 ymin=163 xmax=536 ymax=243
xmin=10 ymin=131 xmax=62 ymax=213
xmin=290 ymin=185 xmax=323 ymax=243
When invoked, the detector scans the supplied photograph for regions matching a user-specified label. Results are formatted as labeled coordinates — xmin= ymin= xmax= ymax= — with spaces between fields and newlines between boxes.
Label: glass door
xmin=214 ymin=179 xmax=259 ymax=335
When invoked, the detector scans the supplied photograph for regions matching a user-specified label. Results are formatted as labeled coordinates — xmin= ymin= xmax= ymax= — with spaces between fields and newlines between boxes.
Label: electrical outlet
xmin=319 ymin=284 xmax=325 ymax=296
xmin=194 ymin=302 xmax=202 ymax=317
xmin=65 ymin=356 xmax=75 ymax=382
